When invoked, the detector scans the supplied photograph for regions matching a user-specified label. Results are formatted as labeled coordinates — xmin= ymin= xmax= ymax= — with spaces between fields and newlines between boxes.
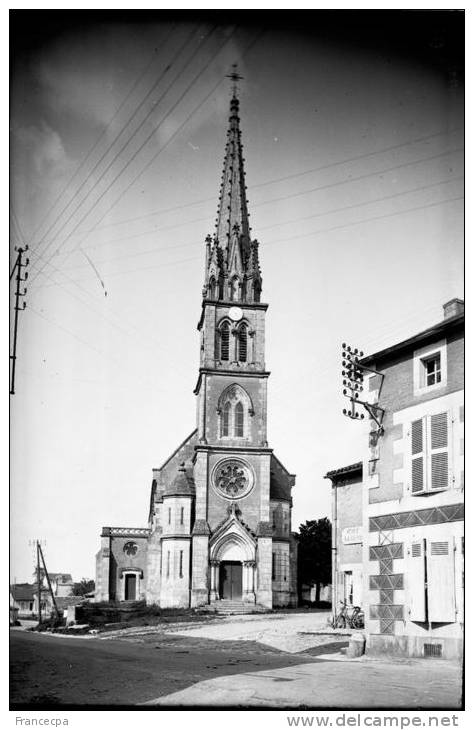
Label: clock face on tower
xmin=228 ymin=306 xmax=243 ymax=322
xmin=212 ymin=458 xmax=255 ymax=499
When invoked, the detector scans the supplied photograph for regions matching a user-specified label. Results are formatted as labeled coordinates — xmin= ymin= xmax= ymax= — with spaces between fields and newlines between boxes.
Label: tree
xmin=72 ymin=578 xmax=95 ymax=596
xmin=297 ymin=518 xmax=332 ymax=603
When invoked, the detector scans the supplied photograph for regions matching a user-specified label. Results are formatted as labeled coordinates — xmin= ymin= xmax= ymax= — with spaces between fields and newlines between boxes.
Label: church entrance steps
xmin=199 ymin=600 xmax=270 ymax=616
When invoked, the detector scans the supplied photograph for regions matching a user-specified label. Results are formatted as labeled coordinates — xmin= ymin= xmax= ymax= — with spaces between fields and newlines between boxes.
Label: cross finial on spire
xmin=226 ymin=63 xmax=243 ymax=97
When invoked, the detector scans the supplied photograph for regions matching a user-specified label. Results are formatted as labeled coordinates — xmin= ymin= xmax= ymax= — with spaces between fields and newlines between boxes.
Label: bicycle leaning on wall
xmin=329 ymin=601 xmax=365 ymax=629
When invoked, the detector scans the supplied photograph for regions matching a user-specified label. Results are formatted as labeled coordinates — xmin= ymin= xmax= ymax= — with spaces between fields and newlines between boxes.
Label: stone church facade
xmin=95 ymin=91 xmax=298 ymax=610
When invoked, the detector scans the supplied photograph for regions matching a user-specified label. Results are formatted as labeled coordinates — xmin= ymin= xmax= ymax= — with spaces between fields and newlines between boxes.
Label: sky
xmin=10 ymin=10 xmax=464 ymax=583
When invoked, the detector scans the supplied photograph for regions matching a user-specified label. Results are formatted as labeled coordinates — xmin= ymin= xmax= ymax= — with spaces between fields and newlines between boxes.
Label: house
xmin=10 ymin=583 xmax=36 ymax=618
xmin=95 ymin=86 xmax=298 ymax=610
xmin=32 ymin=570 xmax=75 ymax=618
xmin=360 ymin=298 xmax=464 ymax=659
xmin=325 ymin=462 xmax=363 ymax=612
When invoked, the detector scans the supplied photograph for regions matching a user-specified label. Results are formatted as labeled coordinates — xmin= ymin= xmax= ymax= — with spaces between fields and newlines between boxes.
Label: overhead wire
xmin=30 ymin=142 xmax=463 ymax=277
xmin=28 ymin=24 xmax=230 ymax=286
xmin=38 ymin=173 xmax=463 ymax=278
xmin=24 ymin=30 xmax=252 ymax=372
xmin=28 ymin=23 xmax=207 ymax=269
xmin=32 ymin=125 xmax=463 ymax=248
xmin=37 ymin=192 xmax=463 ymax=288
xmin=29 ymin=25 xmax=175 ymax=243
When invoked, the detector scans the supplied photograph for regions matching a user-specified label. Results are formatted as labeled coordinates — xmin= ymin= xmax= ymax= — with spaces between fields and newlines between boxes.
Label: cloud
xmin=15 ymin=121 xmax=72 ymax=177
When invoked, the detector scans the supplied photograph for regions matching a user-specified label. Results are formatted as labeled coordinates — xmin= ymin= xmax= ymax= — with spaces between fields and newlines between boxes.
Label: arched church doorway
xmin=219 ymin=561 xmax=242 ymax=599
xmin=209 ymin=518 xmax=257 ymax=604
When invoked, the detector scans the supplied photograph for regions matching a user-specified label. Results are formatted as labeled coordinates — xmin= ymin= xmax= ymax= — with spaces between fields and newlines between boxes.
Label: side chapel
xmin=95 ymin=83 xmax=298 ymax=610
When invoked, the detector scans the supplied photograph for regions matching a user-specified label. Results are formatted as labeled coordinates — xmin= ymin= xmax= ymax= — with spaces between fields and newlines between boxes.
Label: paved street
xmin=146 ymin=655 xmax=463 ymax=709
xmin=10 ymin=613 xmax=463 ymax=709
xmin=10 ymin=627 xmax=319 ymax=708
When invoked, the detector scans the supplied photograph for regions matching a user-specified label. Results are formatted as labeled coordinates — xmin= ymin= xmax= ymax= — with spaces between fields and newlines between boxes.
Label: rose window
xmin=212 ymin=458 xmax=254 ymax=499
xmin=123 ymin=541 xmax=138 ymax=556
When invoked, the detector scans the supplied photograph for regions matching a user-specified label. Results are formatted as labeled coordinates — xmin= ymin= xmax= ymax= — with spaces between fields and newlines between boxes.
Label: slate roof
xmin=164 ymin=463 xmax=195 ymax=497
xmin=11 ymin=583 xmax=35 ymax=601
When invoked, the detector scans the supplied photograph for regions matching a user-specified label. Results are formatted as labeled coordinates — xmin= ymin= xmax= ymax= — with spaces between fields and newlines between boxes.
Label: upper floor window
xmin=411 ymin=412 xmax=449 ymax=494
xmin=413 ymin=339 xmax=447 ymax=396
xmin=423 ymin=353 xmax=441 ymax=387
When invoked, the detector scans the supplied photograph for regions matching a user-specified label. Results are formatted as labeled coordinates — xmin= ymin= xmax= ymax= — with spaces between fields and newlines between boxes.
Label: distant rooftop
xmin=11 ymin=583 xmax=35 ymax=601
xmin=324 ymin=462 xmax=362 ymax=480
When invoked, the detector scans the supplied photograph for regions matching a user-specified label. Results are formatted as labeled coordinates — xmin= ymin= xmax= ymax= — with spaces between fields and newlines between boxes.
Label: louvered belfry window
xmin=220 ymin=323 xmax=230 ymax=361
xmin=238 ymin=324 xmax=247 ymax=362
xmin=235 ymin=402 xmax=244 ymax=437
xmin=411 ymin=412 xmax=449 ymax=493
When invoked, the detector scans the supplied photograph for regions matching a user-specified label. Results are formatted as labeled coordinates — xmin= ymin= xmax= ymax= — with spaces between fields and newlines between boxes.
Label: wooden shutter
xmin=408 ymin=540 xmax=426 ymax=621
xmin=411 ymin=418 xmax=425 ymax=493
xmin=429 ymin=412 xmax=449 ymax=491
xmin=427 ymin=539 xmax=455 ymax=622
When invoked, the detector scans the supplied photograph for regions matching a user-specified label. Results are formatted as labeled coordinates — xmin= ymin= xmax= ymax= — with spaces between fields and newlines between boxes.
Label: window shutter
xmin=408 ymin=541 xmax=426 ymax=621
xmin=427 ymin=539 xmax=455 ymax=622
xmin=429 ymin=412 xmax=449 ymax=491
xmin=411 ymin=418 xmax=425 ymax=493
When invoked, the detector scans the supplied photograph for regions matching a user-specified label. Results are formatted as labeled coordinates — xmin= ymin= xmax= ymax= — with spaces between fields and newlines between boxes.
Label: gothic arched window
xmin=222 ymin=401 xmax=231 ymax=437
xmin=235 ymin=402 xmax=244 ymax=437
xmin=237 ymin=324 xmax=248 ymax=362
xmin=218 ymin=383 xmax=253 ymax=440
xmin=220 ymin=322 xmax=230 ymax=361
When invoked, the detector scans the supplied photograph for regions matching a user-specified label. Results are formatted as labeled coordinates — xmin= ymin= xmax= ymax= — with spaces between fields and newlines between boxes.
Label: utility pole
xmin=38 ymin=542 xmax=60 ymax=620
xmin=36 ymin=540 xmax=42 ymax=625
xmin=10 ymin=246 xmax=29 ymax=395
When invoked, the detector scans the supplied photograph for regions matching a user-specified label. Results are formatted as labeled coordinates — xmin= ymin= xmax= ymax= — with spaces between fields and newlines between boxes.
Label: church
xmin=95 ymin=83 xmax=298 ymax=610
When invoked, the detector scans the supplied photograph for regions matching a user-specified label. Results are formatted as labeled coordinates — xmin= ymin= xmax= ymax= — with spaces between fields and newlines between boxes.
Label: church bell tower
xmin=96 ymin=71 xmax=297 ymax=611
xmin=190 ymin=74 xmax=277 ymax=609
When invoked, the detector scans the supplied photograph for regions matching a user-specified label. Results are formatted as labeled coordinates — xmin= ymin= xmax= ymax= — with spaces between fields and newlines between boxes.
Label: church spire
xmin=203 ymin=68 xmax=262 ymax=304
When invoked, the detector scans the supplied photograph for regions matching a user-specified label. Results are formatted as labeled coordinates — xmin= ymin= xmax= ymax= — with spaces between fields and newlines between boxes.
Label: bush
xmin=34 ymin=615 xmax=65 ymax=632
